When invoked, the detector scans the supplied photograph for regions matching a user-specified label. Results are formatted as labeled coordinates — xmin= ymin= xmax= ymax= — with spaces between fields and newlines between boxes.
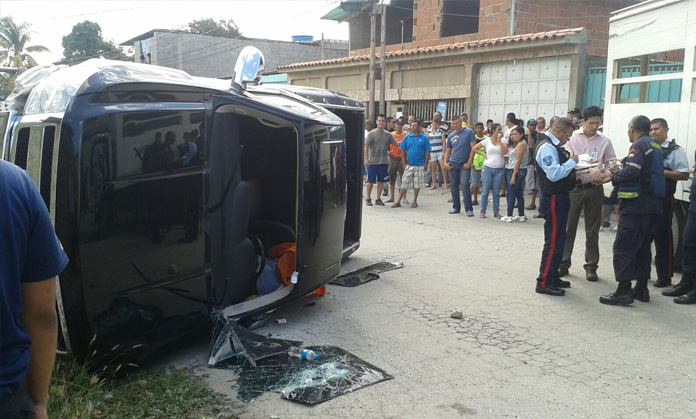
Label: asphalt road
xmin=166 ymin=186 xmax=696 ymax=418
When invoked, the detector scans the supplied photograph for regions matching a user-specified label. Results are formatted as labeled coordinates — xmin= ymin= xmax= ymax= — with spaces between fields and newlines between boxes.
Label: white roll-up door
xmin=476 ymin=56 xmax=571 ymax=125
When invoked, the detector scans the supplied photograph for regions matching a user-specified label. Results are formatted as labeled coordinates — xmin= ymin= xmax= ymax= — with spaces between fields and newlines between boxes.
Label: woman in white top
xmin=501 ymin=126 xmax=530 ymax=222
xmin=472 ymin=123 xmax=508 ymax=218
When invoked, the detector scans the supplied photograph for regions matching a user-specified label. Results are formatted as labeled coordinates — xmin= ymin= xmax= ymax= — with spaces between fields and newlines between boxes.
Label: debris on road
xmin=276 ymin=318 xmax=287 ymax=324
xmin=450 ymin=310 xmax=463 ymax=319
xmin=330 ymin=261 xmax=404 ymax=287
xmin=208 ymin=312 xmax=393 ymax=404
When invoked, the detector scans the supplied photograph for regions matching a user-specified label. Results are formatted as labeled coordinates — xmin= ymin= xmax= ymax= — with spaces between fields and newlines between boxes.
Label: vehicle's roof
xmin=7 ymin=59 xmax=362 ymax=122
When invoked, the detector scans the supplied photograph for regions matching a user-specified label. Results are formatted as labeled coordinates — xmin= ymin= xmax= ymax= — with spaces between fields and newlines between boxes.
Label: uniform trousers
xmin=537 ymin=193 xmax=570 ymax=288
xmin=682 ymin=210 xmax=696 ymax=278
xmin=653 ymin=195 xmax=675 ymax=280
xmin=613 ymin=213 xmax=659 ymax=282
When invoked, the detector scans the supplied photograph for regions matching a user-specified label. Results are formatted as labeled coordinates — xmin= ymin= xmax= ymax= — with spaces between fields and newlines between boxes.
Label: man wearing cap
xmin=393 ymin=119 xmax=430 ymax=208
xmin=559 ymin=106 xmax=616 ymax=283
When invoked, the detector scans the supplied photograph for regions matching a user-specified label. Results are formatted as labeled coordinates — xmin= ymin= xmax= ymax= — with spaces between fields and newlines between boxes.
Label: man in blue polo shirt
xmin=1 ymin=160 xmax=69 ymax=419
xmin=392 ymin=119 xmax=431 ymax=208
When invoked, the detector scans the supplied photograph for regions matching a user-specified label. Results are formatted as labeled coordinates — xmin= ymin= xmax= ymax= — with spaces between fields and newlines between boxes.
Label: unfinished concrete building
xmin=280 ymin=0 xmax=639 ymax=123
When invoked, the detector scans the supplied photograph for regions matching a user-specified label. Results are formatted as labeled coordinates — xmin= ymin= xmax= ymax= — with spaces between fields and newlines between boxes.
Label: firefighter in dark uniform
xmin=600 ymin=115 xmax=665 ymax=306
xmin=534 ymin=117 xmax=579 ymax=296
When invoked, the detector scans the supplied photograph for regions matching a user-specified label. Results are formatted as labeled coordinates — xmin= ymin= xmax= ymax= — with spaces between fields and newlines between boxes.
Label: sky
xmin=0 ymin=0 xmax=349 ymax=65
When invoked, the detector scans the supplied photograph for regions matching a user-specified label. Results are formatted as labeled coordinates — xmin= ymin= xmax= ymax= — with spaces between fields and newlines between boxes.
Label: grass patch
xmin=49 ymin=356 xmax=235 ymax=418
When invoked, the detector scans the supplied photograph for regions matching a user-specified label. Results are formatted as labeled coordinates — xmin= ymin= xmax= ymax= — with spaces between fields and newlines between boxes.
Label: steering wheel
xmin=250 ymin=236 xmax=265 ymax=280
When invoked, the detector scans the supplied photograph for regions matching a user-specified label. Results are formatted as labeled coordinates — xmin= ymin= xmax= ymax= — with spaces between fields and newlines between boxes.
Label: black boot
xmin=662 ymin=275 xmax=695 ymax=297
xmin=632 ymin=279 xmax=650 ymax=303
xmin=674 ymin=282 xmax=696 ymax=304
xmin=536 ymin=280 xmax=565 ymax=296
xmin=600 ymin=281 xmax=634 ymax=306
xmin=653 ymin=278 xmax=671 ymax=288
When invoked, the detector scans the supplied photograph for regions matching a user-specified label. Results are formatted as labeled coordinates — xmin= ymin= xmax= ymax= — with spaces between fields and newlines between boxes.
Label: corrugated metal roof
xmin=321 ymin=0 xmax=370 ymax=22
xmin=279 ymin=28 xmax=585 ymax=70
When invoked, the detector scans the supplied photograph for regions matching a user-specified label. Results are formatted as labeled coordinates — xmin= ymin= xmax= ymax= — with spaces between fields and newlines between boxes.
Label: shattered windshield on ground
xmin=208 ymin=311 xmax=393 ymax=404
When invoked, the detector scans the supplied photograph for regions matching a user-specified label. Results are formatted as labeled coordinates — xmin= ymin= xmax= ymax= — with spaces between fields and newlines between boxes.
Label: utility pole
xmin=379 ymin=3 xmax=387 ymax=116
xmin=368 ymin=0 xmax=377 ymax=122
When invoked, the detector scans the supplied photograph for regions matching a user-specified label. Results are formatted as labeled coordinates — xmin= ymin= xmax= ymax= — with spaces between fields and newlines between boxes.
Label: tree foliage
xmin=0 ymin=16 xmax=50 ymax=68
xmin=183 ymin=18 xmax=241 ymax=38
xmin=62 ymin=21 xmax=131 ymax=65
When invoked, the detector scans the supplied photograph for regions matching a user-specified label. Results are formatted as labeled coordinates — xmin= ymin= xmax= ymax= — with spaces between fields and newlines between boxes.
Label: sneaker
xmin=610 ymin=226 xmax=618 ymax=232
xmin=472 ymin=199 xmax=479 ymax=205
xmin=513 ymin=215 xmax=528 ymax=222
xmin=493 ymin=212 xmax=502 ymax=219
xmin=500 ymin=215 xmax=513 ymax=223
xmin=479 ymin=211 xmax=486 ymax=218
xmin=525 ymin=204 xmax=536 ymax=210
xmin=466 ymin=211 xmax=474 ymax=217
xmin=375 ymin=199 xmax=385 ymax=206
xmin=366 ymin=198 xmax=373 ymax=206
xmin=449 ymin=209 xmax=460 ymax=214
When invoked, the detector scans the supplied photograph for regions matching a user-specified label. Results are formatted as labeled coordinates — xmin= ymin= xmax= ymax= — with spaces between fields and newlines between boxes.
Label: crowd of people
xmin=363 ymin=106 xmax=696 ymax=307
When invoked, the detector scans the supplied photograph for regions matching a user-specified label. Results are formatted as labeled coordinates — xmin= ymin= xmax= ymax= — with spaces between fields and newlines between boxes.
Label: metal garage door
xmin=475 ymin=56 xmax=571 ymax=125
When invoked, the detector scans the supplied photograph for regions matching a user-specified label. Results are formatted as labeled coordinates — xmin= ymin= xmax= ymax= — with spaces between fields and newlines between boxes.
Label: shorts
xmin=388 ymin=158 xmax=404 ymax=185
xmin=401 ymin=165 xmax=425 ymax=190
xmin=367 ymin=164 xmax=389 ymax=183
xmin=471 ymin=168 xmax=482 ymax=187
xmin=429 ymin=151 xmax=443 ymax=162
xmin=525 ymin=166 xmax=537 ymax=190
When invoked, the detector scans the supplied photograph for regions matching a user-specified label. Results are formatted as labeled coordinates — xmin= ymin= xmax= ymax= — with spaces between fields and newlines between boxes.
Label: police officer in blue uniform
xmin=666 ymin=151 xmax=696 ymax=304
xmin=649 ymin=118 xmax=690 ymax=288
xmin=534 ymin=117 xmax=579 ymax=296
xmin=600 ymin=115 xmax=665 ymax=306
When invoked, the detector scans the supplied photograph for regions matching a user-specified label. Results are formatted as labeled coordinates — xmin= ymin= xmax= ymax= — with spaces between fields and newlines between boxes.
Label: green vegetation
xmin=49 ymin=356 xmax=234 ymax=419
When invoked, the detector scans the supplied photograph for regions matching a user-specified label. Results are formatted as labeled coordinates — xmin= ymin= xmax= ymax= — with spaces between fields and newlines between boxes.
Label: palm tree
xmin=0 ymin=16 xmax=50 ymax=68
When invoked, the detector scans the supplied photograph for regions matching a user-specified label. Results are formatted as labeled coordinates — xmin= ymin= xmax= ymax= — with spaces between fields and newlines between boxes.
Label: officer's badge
xmin=543 ymin=155 xmax=552 ymax=166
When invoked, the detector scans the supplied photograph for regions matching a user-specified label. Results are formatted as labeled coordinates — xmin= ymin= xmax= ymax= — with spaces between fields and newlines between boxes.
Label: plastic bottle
xmin=287 ymin=346 xmax=320 ymax=361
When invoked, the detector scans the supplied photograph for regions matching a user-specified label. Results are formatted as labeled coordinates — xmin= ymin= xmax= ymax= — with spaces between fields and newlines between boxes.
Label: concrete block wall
xmin=145 ymin=32 xmax=349 ymax=78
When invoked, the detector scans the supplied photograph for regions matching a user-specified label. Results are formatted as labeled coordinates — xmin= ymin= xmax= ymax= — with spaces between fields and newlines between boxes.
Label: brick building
xmin=121 ymin=30 xmax=349 ymax=79
xmin=280 ymin=0 xmax=638 ymax=123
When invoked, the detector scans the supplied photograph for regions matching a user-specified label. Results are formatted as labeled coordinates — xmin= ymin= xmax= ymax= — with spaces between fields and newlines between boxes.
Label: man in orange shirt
xmin=387 ymin=117 xmax=408 ymax=203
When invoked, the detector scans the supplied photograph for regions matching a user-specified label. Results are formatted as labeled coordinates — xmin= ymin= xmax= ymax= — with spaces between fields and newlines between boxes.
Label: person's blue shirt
xmin=400 ymin=132 xmax=431 ymax=167
xmin=446 ymin=127 xmax=476 ymax=165
xmin=662 ymin=138 xmax=689 ymax=173
xmin=0 ymin=161 xmax=68 ymax=397
xmin=536 ymin=131 xmax=576 ymax=182
xmin=183 ymin=141 xmax=198 ymax=166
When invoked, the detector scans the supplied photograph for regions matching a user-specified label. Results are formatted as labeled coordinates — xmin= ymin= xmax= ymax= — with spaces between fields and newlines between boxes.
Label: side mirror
xmin=232 ymin=46 xmax=265 ymax=90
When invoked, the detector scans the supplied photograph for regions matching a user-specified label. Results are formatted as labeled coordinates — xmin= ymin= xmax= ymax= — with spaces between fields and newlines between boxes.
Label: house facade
xmin=280 ymin=0 xmax=638 ymax=123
